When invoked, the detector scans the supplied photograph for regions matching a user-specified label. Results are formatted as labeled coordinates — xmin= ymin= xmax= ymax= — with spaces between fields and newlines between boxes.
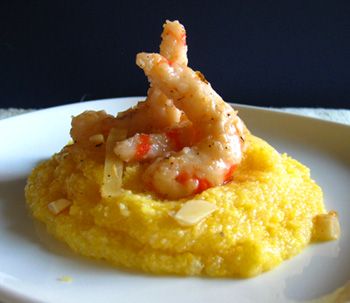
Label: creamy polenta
xmin=26 ymin=134 xmax=327 ymax=277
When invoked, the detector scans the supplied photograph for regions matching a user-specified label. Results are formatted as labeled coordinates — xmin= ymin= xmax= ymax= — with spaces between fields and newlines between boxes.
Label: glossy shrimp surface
xmin=114 ymin=20 xmax=190 ymax=160
xmin=160 ymin=20 xmax=188 ymax=66
xmin=116 ymin=20 xmax=247 ymax=199
xmin=115 ymin=87 xmax=184 ymax=136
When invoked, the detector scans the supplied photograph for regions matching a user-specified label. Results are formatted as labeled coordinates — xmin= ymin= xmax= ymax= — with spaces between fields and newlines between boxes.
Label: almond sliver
xmin=174 ymin=200 xmax=217 ymax=226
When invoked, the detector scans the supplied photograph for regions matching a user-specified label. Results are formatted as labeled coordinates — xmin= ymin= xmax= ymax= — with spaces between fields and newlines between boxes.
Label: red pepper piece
xmin=194 ymin=177 xmax=211 ymax=194
xmin=135 ymin=134 xmax=151 ymax=160
xmin=224 ymin=164 xmax=237 ymax=182
xmin=175 ymin=171 xmax=190 ymax=184
xmin=176 ymin=172 xmax=212 ymax=195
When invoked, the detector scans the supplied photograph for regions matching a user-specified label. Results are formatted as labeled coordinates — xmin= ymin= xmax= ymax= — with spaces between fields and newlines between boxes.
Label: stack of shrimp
xmin=71 ymin=20 xmax=247 ymax=199
xmin=111 ymin=20 xmax=247 ymax=199
xmin=25 ymin=20 xmax=334 ymax=278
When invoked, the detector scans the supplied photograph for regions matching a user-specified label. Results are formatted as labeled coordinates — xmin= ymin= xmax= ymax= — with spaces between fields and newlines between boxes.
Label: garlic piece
xmin=312 ymin=210 xmax=340 ymax=241
xmin=48 ymin=199 xmax=72 ymax=215
xmin=101 ymin=128 xmax=126 ymax=198
xmin=174 ymin=200 xmax=217 ymax=226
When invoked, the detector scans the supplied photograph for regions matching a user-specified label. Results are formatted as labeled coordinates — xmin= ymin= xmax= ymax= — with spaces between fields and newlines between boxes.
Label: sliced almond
xmin=48 ymin=199 xmax=72 ymax=215
xmin=312 ymin=210 xmax=341 ymax=241
xmin=89 ymin=134 xmax=105 ymax=145
xmin=173 ymin=199 xmax=217 ymax=226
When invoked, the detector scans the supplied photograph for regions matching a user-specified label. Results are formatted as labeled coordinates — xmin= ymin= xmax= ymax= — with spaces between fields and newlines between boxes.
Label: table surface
xmin=1 ymin=107 xmax=350 ymax=125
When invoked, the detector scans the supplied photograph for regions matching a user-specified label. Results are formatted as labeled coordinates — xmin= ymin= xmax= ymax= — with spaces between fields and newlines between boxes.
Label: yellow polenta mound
xmin=25 ymin=134 xmax=325 ymax=277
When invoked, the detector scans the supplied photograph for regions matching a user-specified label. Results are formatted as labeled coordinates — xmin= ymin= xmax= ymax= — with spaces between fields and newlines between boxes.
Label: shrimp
xmin=134 ymin=52 xmax=246 ymax=199
xmin=70 ymin=110 xmax=116 ymax=147
xmin=115 ymin=87 xmax=184 ymax=136
xmin=114 ymin=20 xmax=192 ymax=160
xmin=69 ymin=95 xmax=183 ymax=149
xmin=72 ymin=21 xmax=187 ymax=150
xmin=114 ymin=125 xmax=197 ymax=161
xmin=160 ymin=20 xmax=188 ymax=66
xmin=113 ymin=20 xmax=188 ymax=136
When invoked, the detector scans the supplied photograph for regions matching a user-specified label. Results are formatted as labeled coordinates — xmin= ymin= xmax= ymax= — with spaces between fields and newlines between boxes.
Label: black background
xmin=1 ymin=1 xmax=350 ymax=109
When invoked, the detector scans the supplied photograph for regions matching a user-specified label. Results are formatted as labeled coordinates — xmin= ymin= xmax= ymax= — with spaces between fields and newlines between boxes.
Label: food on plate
xmin=25 ymin=20 xmax=339 ymax=277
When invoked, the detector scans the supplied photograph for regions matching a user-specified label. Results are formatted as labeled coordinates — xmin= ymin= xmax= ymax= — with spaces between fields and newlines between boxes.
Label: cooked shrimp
xmin=160 ymin=20 xmax=188 ymax=66
xmin=113 ymin=20 xmax=188 ymax=136
xmin=114 ymin=125 xmax=197 ymax=161
xmin=115 ymin=88 xmax=184 ymax=136
xmin=70 ymin=110 xmax=116 ymax=147
xmin=133 ymin=52 xmax=246 ymax=198
xmin=114 ymin=20 xmax=191 ymax=160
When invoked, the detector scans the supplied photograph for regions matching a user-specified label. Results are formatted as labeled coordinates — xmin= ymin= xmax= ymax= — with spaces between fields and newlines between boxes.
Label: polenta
xmin=26 ymin=134 xmax=329 ymax=277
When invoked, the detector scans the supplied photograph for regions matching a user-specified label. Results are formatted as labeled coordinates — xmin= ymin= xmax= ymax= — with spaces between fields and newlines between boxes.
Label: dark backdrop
xmin=1 ymin=1 xmax=350 ymax=108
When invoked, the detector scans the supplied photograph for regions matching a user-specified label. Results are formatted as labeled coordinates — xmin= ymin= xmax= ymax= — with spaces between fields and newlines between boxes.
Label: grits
xmin=24 ymin=20 xmax=338 ymax=277
xmin=26 ymin=134 xmax=325 ymax=277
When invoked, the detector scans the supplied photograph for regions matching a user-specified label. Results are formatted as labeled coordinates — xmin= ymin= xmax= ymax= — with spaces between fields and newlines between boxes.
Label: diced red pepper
xmin=194 ymin=177 xmax=211 ymax=194
xmin=135 ymin=134 xmax=151 ymax=160
xmin=175 ymin=171 xmax=190 ymax=184
xmin=176 ymin=171 xmax=212 ymax=195
xmin=224 ymin=164 xmax=237 ymax=182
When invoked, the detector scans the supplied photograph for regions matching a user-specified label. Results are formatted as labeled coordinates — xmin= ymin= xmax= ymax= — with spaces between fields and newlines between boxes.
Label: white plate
xmin=0 ymin=97 xmax=349 ymax=303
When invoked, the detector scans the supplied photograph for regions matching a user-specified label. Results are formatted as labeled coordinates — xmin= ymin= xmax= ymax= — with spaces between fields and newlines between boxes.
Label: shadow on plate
xmin=0 ymin=178 xmax=40 ymax=245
